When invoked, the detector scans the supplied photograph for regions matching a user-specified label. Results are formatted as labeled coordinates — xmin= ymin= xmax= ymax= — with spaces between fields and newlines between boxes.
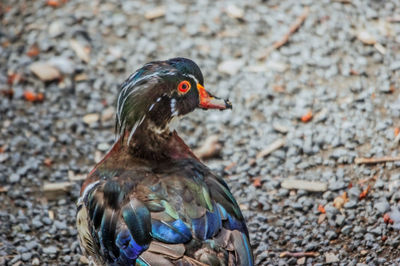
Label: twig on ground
xmin=43 ymin=182 xmax=73 ymax=200
xmin=194 ymin=135 xmax=222 ymax=160
xmin=354 ymin=156 xmax=400 ymax=164
xmin=256 ymin=138 xmax=285 ymax=158
xmin=387 ymin=16 xmax=400 ymax=23
xmin=374 ymin=43 xmax=386 ymax=54
xmin=258 ymin=7 xmax=309 ymax=60
xmin=280 ymin=251 xmax=319 ymax=258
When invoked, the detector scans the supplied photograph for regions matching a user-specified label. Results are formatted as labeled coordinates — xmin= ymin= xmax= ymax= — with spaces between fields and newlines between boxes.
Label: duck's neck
xmin=122 ymin=123 xmax=196 ymax=161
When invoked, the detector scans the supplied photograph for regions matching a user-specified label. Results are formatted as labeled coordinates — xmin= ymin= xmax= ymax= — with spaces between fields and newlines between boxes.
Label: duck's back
xmin=77 ymin=157 xmax=253 ymax=266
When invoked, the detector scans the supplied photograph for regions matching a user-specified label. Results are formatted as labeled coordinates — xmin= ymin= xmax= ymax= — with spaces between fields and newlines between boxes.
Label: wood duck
xmin=76 ymin=58 xmax=254 ymax=266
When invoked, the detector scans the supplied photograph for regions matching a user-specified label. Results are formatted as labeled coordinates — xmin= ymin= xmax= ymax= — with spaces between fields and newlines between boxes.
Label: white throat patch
xmin=168 ymin=115 xmax=180 ymax=132
xmin=170 ymin=98 xmax=179 ymax=117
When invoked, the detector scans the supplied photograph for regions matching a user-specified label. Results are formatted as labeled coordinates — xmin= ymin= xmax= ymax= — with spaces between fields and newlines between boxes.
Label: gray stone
xmin=328 ymin=180 xmax=347 ymax=191
xmin=354 ymin=226 xmax=365 ymax=234
xmin=369 ymin=226 xmax=382 ymax=236
xmin=390 ymin=61 xmax=400 ymax=71
xmin=344 ymin=200 xmax=357 ymax=209
xmin=348 ymin=187 xmax=361 ymax=199
xmin=43 ymin=246 xmax=58 ymax=255
xmin=21 ymin=252 xmax=32 ymax=261
xmin=9 ymin=173 xmax=20 ymax=183
xmin=335 ymin=215 xmax=345 ymax=226
xmin=326 ymin=230 xmax=337 ymax=240
xmin=31 ymin=219 xmax=43 ymax=229
xmin=374 ymin=200 xmax=390 ymax=214
xmin=341 ymin=225 xmax=352 ymax=235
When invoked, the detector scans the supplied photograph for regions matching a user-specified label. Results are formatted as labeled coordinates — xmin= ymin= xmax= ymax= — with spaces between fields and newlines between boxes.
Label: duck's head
xmin=116 ymin=57 xmax=232 ymax=143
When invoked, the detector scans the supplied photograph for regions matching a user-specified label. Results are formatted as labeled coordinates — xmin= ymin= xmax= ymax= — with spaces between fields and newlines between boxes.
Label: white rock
xmin=32 ymin=257 xmax=40 ymax=265
xmin=70 ymin=39 xmax=90 ymax=63
xmin=325 ymin=252 xmax=339 ymax=263
xmin=218 ymin=59 xmax=244 ymax=75
xmin=101 ymin=107 xmax=115 ymax=122
xmin=226 ymin=5 xmax=244 ymax=19
xmin=83 ymin=113 xmax=100 ymax=125
xmin=281 ymin=179 xmax=328 ymax=192
xmin=97 ymin=143 xmax=110 ymax=152
xmin=297 ymin=257 xmax=306 ymax=265
xmin=357 ymin=30 xmax=376 ymax=45
xmin=145 ymin=6 xmax=166 ymax=20
xmin=48 ymin=20 xmax=64 ymax=37
xmin=29 ymin=62 xmax=61 ymax=81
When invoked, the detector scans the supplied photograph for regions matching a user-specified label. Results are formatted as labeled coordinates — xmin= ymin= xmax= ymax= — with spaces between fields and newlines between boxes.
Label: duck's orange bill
xmin=197 ymin=84 xmax=232 ymax=110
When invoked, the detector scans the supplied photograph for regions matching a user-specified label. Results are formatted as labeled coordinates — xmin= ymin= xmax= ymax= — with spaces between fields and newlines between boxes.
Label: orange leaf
xmin=43 ymin=158 xmax=53 ymax=167
xmin=359 ymin=184 xmax=371 ymax=199
xmin=24 ymin=91 xmax=36 ymax=102
xmin=395 ymin=127 xmax=400 ymax=137
xmin=349 ymin=69 xmax=359 ymax=75
xmin=27 ymin=45 xmax=40 ymax=57
xmin=2 ymin=40 xmax=10 ymax=48
xmin=253 ymin=177 xmax=261 ymax=188
xmin=383 ymin=213 xmax=393 ymax=224
xmin=318 ymin=204 xmax=326 ymax=214
xmin=36 ymin=92 xmax=44 ymax=102
xmin=224 ymin=162 xmax=237 ymax=172
xmin=23 ymin=91 xmax=44 ymax=102
xmin=273 ymin=85 xmax=285 ymax=93
xmin=7 ymin=73 xmax=22 ymax=85
xmin=301 ymin=110 xmax=313 ymax=123
xmin=46 ymin=0 xmax=60 ymax=7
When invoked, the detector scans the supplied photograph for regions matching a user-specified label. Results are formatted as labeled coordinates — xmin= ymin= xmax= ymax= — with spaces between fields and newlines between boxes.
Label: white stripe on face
xmin=183 ymin=73 xmax=199 ymax=85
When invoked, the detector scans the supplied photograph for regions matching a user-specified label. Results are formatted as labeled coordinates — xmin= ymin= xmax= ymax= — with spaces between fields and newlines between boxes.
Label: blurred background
xmin=1 ymin=0 xmax=400 ymax=265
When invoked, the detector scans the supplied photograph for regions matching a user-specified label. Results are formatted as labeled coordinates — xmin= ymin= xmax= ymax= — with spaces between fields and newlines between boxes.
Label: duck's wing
xmin=144 ymin=159 xmax=254 ymax=266
xmin=77 ymin=169 xmax=155 ymax=265
xmin=77 ymin=160 xmax=253 ymax=266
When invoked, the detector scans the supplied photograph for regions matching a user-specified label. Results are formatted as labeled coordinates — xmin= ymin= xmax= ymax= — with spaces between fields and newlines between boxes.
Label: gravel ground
xmin=1 ymin=0 xmax=400 ymax=265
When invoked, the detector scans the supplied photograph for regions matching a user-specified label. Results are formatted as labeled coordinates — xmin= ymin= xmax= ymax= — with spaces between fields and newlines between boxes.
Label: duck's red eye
xmin=178 ymin=81 xmax=191 ymax=94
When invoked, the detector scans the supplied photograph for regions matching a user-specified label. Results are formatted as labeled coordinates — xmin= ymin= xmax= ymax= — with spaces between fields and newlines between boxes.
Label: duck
xmin=76 ymin=57 xmax=254 ymax=266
